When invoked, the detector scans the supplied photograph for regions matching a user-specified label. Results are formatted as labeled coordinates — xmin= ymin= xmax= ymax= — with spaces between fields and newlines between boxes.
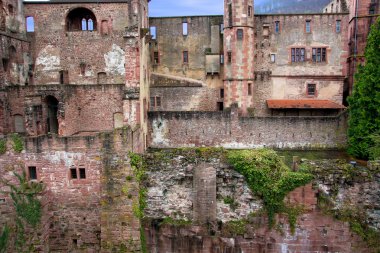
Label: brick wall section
xmin=0 ymin=129 xmax=143 ymax=252
xmin=148 ymin=106 xmax=348 ymax=149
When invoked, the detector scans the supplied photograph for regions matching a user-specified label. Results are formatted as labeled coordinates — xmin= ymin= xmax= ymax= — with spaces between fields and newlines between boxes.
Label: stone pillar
xmin=193 ymin=163 xmax=217 ymax=224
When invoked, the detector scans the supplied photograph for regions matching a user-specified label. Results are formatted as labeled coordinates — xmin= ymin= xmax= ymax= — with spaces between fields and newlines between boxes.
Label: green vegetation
xmin=159 ymin=217 xmax=192 ymax=227
xmin=0 ymin=226 xmax=9 ymax=253
xmin=0 ymin=139 xmax=6 ymax=155
xmin=223 ymin=196 xmax=239 ymax=211
xmin=11 ymin=134 xmax=24 ymax=153
xmin=227 ymin=149 xmax=313 ymax=227
xmin=369 ymin=134 xmax=380 ymax=160
xmin=129 ymin=152 xmax=148 ymax=253
xmin=1 ymin=170 xmax=44 ymax=252
xmin=222 ymin=219 xmax=249 ymax=236
xmin=348 ymin=17 xmax=380 ymax=160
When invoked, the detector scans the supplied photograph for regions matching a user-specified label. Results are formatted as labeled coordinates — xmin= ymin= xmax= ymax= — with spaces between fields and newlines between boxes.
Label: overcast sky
xmin=149 ymin=0 xmax=224 ymax=17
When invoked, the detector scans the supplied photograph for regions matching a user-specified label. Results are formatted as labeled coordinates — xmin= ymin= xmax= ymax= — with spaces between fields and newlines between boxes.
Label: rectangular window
xmin=220 ymin=24 xmax=224 ymax=34
xmin=26 ymin=16 xmax=35 ymax=32
xmin=79 ymin=168 xmax=86 ymax=179
xmin=307 ymin=84 xmax=316 ymax=96
xmin=150 ymin=97 xmax=155 ymax=107
xmin=291 ymin=48 xmax=306 ymax=62
xmin=217 ymin=102 xmax=224 ymax=111
xmin=227 ymin=52 xmax=232 ymax=63
xmin=153 ymin=51 xmax=159 ymax=64
xmin=275 ymin=21 xmax=280 ymax=33
xmin=150 ymin=26 xmax=157 ymax=39
xmin=248 ymin=6 xmax=252 ymax=17
xmin=228 ymin=4 xmax=233 ymax=27
xmin=248 ymin=83 xmax=252 ymax=96
xmin=183 ymin=51 xmax=188 ymax=63
xmin=336 ymin=20 xmax=341 ymax=33
xmin=28 ymin=166 xmax=37 ymax=180
xmin=306 ymin=20 xmax=311 ymax=33
xmin=156 ymin=97 xmax=161 ymax=107
xmin=270 ymin=54 xmax=276 ymax=63
xmin=182 ymin=22 xmax=188 ymax=36
xmin=70 ymin=168 xmax=78 ymax=179
xmin=220 ymin=54 xmax=224 ymax=64
xmin=312 ymin=48 xmax=327 ymax=62
xmin=237 ymin=29 xmax=243 ymax=40
xmin=220 ymin=88 xmax=224 ymax=98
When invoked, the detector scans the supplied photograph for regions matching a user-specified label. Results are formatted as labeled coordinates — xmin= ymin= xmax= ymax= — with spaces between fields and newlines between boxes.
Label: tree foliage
xmin=348 ymin=17 xmax=380 ymax=159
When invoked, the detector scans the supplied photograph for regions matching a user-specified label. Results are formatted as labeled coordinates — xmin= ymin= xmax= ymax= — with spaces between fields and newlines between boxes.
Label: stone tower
xmin=223 ymin=0 xmax=255 ymax=114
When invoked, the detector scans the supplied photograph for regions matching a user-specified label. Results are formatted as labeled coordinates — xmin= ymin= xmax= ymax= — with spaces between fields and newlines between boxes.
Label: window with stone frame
xmin=307 ymin=83 xmax=316 ymax=96
xmin=336 ymin=20 xmax=341 ymax=33
xmin=275 ymin=21 xmax=280 ymax=33
xmin=183 ymin=51 xmax=188 ymax=63
xmin=291 ymin=48 xmax=306 ymax=62
xmin=312 ymin=48 xmax=327 ymax=62
xmin=305 ymin=20 xmax=311 ymax=33
xmin=28 ymin=166 xmax=37 ymax=180
xmin=237 ymin=29 xmax=243 ymax=40
xmin=70 ymin=167 xmax=86 ymax=179
xmin=227 ymin=51 xmax=232 ymax=63
xmin=150 ymin=96 xmax=161 ymax=109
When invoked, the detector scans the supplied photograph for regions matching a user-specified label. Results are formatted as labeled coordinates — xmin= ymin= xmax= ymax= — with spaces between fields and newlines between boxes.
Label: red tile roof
xmin=267 ymin=99 xmax=346 ymax=109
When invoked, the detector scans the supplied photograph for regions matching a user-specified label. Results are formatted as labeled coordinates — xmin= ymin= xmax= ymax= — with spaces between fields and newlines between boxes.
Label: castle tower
xmin=223 ymin=0 xmax=255 ymax=114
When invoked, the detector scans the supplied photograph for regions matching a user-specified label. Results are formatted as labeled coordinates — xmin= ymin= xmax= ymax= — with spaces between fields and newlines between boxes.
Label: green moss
xmin=222 ymin=219 xmax=249 ymax=236
xmin=0 ymin=139 xmax=6 ymax=155
xmin=11 ymin=134 xmax=23 ymax=153
xmin=281 ymin=204 xmax=305 ymax=235
xmin=160 ymin=217 xmax=192 ymax=227
xmin=227 ymin=149 xmax=313 ymax=228
xmin=223 ymin=196 xmax=239 ymax=211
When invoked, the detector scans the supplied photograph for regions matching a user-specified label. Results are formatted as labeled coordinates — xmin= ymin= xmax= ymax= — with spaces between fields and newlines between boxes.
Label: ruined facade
xmin=0 ymin=0 xmax=379 ymax=251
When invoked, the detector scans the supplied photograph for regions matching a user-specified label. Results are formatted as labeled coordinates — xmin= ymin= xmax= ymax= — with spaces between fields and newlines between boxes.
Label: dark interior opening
xmin=45 ymin=96 xmax=59 ymax=134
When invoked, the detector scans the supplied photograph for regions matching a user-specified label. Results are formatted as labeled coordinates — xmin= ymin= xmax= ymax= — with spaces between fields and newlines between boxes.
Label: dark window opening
xmin=237 ymin=29 xmax=243 ymax=40
xmin=8 ymin=4 xmax=13 ymax=15
xmin=275 ymin=21 xmax=280 ymax=33
xmin=217 ymin=102 xmax=224 ymax=111
xmin=369 ymin=4 xmax=376 ymax=14
xmin=183 ymin=51 xmax=188 ymax=63
xmin=45 ymin=96 xmax=59 ymax=134
xmin=248 ymin=83 xmax=252 ymax=96
xmin=291 ymin=48 xmax=305 ymax=62
xmin=307 ymin=84 xmax=316 ymax=96
xmin=336 ymin=20 xmax=341 ymax=33
xmin=220 ymin=88 xmax=224 ymax=98
xmin=79 ymin=168 xmax=86 ymax=179
xmin=248 ymin=6 xmax=252 ymax=17
xmin=228 ymin=4 xmax=232 ymax=27
xmin=153 ymin=51 xmax=159 ymax=64
xmin=2 ymin=58 xmax=9 ymax=72
xmin=70 ymin=168 xmax=77 ymax=179
xmin=227 ymin=51 xmax=232 ymax=63
xmin=59 ymin=70 xmax=68 ymax=84
xmin=26 ymin=16 xmax=35 ymax=32
xmin=28 ymin=166 xmax=37 ymax=180
xmin=66 ymin=8 xmax=97 ymax=31
xmin=312 ymin=48 xmax=327 ymax=62
xmin=156 ymin=97 xmax=161 ymax=107
xmin=151 ymin=96 xmax=161 ymax=109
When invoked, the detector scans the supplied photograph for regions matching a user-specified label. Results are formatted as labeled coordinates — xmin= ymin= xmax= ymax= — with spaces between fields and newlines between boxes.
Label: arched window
xmin=26 ymin=16 xmax=34 ymax=32
xmin=81 ymin=18 xmax=87 ymax=30
xmin=66 ymin=7 xmax=97 ymax=31
xmin=88 ymin=19 xmax=94 ymax=31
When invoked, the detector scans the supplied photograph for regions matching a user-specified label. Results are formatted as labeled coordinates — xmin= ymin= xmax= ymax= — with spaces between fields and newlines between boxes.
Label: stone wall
xmin=148 ymin=106 xmax=348 ymax=149
xmin=0 ymin=128 xmax=143 ymax=252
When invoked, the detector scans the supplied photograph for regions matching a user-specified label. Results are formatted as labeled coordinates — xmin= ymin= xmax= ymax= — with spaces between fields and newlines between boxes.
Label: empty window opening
xmin=291 ymin=48 xmax=305 ymax=62
xmin=79 ymin=168 xmax=86 ymax=179
xmin=182 ymin=22 xmax=188 ymax=36
xmin=220 ymin=24 xmax=224 ymax=34
xmin=80 ymin=62 xmax=86 ymax=75
xmin=97 ymin=72 xmax=106 ymax=84
xmin=220 ymin=54 xmax=224 ymax=64
xmin=248 ymin=83 xmax=252 ymax=96
xmin=45 ymin=96 xmax=59 ymax=134
xmin=237 ymin=29 xmax=243 ymax=40
xmin=217 ymin=102 xmax=224 ymax=111
xmin=14 ymin=114 xmax=25 ymax=133
xmin=262 ymin=25 xmax=270 ymax=36
xmin=307 ymin=84 xmax=316 ymax=96
xmin=336 ymin=20 xmax=341 ymax=33
xmin=220 ymin=88 xmax=224 ymax=98
xmin=2 ymin=58 xmax=9 ymax=72
xmin=59 ymin=70 xmax=68 ymax=84
xmin=227 ymin=51 xmax=232 ymax=63
xmin=183 ymin=51 xmax=188 ymax=63
xmin=275 ymin=21 xmax=280 ymax=33
xmin=306 ymin=20 xmax=311 ymax=33
xmin=312 ymin=48 xmax=327 ymax=62
xmin=26 ymin=16 xmax=35 ymax=32
xmin=153 ymin=51 xmax=159 ymax=64
xmin=150 ymin=26 xmax=156 ymax=39
xmin=156 ymin=97 xmax=161 ymax=107
xmin=248 ymin=5 xmax=252 ymax=16
xmin=270 ymin=54 xmax=276 ymax=63
xmin=28 ymin=166 xmax=37 ymax=180
xmin=66 ymin=8 xmax=97 ymax=31
xmin=70 ymin=168 xmax=77 ymax=179
xmin=228 ymin=4 xmax=232 ymax=27
xmin=8 ymin=4 xmax=13 ymax=15
xmin=151 ymin=96 xmax=161 ymax=109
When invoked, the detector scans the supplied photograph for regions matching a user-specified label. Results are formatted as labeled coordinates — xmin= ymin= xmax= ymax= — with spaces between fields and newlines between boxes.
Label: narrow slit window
xmin=182 ymin=22 xmax=188 ymax=36
xmin=88 ymin=19 xmax=94 ymax=31
xmin=275 ymin=21 xmax=280 ymax=33
xmin=336 ymin=20 xmax=341 ymax=33
xmin=270 ymin=54 xmax=276 ymax=63
xmin=183 ymin=51 xmax=188 ymax=63
xmin=248 ymin=6 xmax=252 ymax=17
xmin=228 ymin=4 xmax=232 ymax=27
xmin=220 ymin=54 xmax=224 ymax=64
xmin=81 ymin=18 xmax=87 ymax=31
xmin=26 ymin=17 xmax=35 ymax=32
xmin=220 ymin=89 xmax=224 ymax=98
xmin=79 ymin=168 xmax=86 ymax=179
xmin=237 ymin=29 xmax=243 ymax=40
xmin=248 ymin=83 xmax=252 ymax=96
xmin=156 ymin=97 xmax=161 ymax=107
xmin=306 ymin=20 xmax=311 ymax=33
xmin=220 ymin=24 xmax=224 ymax=34
xmin=227 ymin=51 xmax=232 ymax=63
xmin=153 ymin=51 xmax=159 ymax=64
xmin=28 ymin=166 xmax=37 ymax=180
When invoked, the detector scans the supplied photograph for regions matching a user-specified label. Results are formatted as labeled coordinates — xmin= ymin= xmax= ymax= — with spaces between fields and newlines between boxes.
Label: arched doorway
xmin=45 ymin=96 xmax=59 ymax=134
